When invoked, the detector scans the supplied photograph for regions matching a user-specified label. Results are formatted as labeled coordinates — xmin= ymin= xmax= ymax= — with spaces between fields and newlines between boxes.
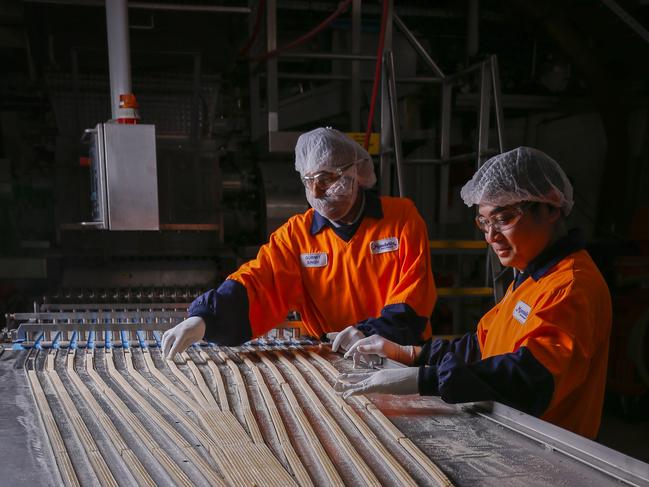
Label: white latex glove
xmin=344 ymin=335 xmax=417 ymax=366
xmin=334 ymin=367 xmax=419 ymax=399
xmin=327 ymin=325 xmax=381 ymax=367
xmin=161 ymin=316 xmax=206 ymax=360
xmin=329 ymin=325 xmax=365 ymax=353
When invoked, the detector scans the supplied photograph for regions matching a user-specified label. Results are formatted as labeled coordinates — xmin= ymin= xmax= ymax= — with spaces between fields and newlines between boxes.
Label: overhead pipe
xmin=24 ymin=0 xmax=250 ymax=14
xmin=252 ymin=0 xmax=353 ymax=62
xmin=466 ymin=0 xmax=479 ymax=59
xmin=105 ymin=0 xmax=132 ymax=120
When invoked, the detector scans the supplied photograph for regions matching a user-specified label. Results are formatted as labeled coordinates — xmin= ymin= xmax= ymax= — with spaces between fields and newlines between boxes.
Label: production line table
xmin=1 ymin=336 xmax=648 ymax=487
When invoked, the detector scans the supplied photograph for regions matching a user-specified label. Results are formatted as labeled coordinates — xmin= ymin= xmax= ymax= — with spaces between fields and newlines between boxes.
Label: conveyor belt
xmin=2 ymin=340 xmax=648 ymax=487
xmin=3 ymin=303 xmax=649 ymax=487
xmin=4 ymin=339 xmax=455 ymax=486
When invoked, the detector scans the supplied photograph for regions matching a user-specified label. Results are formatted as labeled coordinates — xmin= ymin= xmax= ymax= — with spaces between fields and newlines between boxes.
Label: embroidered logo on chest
xmin=512 ymin=300 xmax=531 ymax=324
xmin=300 ymin=252 xmax=328 ymax=268
xmin=369 ymin=237 xmax=399 ymax=254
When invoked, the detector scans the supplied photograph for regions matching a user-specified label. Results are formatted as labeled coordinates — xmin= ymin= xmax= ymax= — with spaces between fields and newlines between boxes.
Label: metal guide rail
xmin=1 ymin=309 xmax=648 ymax=486
xmin=6 ymin=305 xmax=304 ymax=345
xmin=6 ymin=301 xmax=189 ymax=344
xmin=41 ymin=286 xmax=206 ymax=305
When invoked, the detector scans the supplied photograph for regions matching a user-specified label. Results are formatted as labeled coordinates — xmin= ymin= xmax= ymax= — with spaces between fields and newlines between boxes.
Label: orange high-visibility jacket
xmin=189 ymin=191 xmax=437 ymax=345
xmin=418 ymin=232 xmax=611 ymax=439
xmin=481 ymin=249 xmax=611 ymax=437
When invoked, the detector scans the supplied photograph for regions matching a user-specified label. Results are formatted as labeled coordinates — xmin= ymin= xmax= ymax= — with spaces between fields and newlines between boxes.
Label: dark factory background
xmin=1 ymin=0 xmax=648 ymax=463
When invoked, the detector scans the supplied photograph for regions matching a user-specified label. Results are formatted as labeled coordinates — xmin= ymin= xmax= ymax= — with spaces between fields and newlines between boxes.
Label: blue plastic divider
xmin=34 ymin=332 xmax=45 ymax=350
xmin=52 ymin=331 xmax=62 ymax=350
xmin=136 ymin=330 xmax=147 ymax=349
xmin=120 ymin=330 xmax=130 ymax=349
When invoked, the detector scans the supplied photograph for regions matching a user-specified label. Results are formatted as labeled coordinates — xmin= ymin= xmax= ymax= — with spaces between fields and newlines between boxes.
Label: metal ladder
xmin=380 ymin=13 xmax=510 ymax=332
xmin=251 ymin=0 xmax=510 ymax=332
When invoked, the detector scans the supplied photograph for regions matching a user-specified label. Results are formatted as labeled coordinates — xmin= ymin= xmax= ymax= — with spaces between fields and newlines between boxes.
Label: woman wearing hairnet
xmin=337 ymin=147 xmax=612 ymax=439
xmin=162 ymin=127 xmax=436 ymax=360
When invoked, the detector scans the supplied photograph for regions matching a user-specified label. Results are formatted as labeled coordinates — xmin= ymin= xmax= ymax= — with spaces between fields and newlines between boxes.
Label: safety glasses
xmin=475 ymin=204 xmax=529 ymax=234
xmin=301 ymin=161 xmax=357 ymax=192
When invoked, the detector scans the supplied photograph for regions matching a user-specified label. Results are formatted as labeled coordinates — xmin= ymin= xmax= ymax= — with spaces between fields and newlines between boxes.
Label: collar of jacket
xmin=513 ymin=228 xmax=585 ymax=289
xmin=310 ymin=189 xmax=383 ymax=236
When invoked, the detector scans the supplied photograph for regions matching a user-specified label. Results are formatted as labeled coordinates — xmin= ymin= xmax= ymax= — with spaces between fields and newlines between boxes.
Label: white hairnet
xmin=295 ymin=127 xmax=376 ymax=188
xmin=460 ymin=146 xmax=574 ymax=215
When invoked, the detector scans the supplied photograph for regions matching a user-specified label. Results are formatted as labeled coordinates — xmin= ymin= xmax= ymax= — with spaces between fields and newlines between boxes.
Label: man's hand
xmin=161 ymin=316 xmax=206 ymax=359
xmin=327 ymin=325 xmax=382 ymax=367
xmin=334 ymin=368 xmax=419 ymax=399
xmin=328 ymin=325 xmax=365 ymax=353
xmin=344 ymin=335 xmax=417 ymax=366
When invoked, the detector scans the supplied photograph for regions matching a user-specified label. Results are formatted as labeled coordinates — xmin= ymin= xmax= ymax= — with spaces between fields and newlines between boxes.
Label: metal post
xmin=24 ymin=32 xmax=36 ymax=82
xmin=105 ymin=0 xmax=132 ymax=120
xmin=250 ymin=71 xmax=261 ymax=139
xmin=486 ymin=58 xmax=510 ymax=303
xmin=71 ymin=48 xmax=80 ymax=135
xmin=248 ymin=1 xmax=260 ymax=140
xmin=440 ymin=84 xmax=451 ymax=162
xmin=385 ymin=51 xmax=405 ymax=197
xmin=490 ymin=55 xmax=505 ymax=152
xmin=191 ymin=53 xmax=201 ymax=139
xmin=466 ymin=0 xmax=479 ymax=59
xmin=477 ymin=60 xmax=491 ymax=169
xmin=266 ymin=0 xmax=278 ymax=133
xmin=438 ymin=81 xmax=452 ymax=235
xmin=379 ymin=0 xmax=393 ymax=195
xmin=351 ymin=0 xmax=361 ymax=131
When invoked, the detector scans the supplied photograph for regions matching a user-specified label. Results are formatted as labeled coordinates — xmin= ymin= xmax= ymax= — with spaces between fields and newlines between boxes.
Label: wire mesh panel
xmin=45 ymin=72 xmax=220 ymax=137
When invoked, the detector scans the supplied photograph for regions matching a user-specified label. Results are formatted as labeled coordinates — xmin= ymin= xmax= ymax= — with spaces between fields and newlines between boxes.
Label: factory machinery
xmin=3 ymin=2 xmax=649 ymax=485
xmin=2 ymin=292 xmax=649 ymax=487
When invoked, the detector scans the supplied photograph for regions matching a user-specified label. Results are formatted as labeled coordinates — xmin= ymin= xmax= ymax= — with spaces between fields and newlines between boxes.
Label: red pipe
xmin=239 ymin=0 xmax=266 ymax=58
xmin=252 ymin=0 xmax=354 ymax=62
xmin=363 ymin=0 xmax=389 ymax=150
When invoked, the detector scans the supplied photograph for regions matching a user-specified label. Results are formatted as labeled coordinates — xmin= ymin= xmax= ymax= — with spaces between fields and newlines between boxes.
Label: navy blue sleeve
xmin=416 ymin=333 xmax=482 ymax=367
xmin=418 ymin=346 xmax=555 ymax=417
xmin=188 ymin=279 xmax=252 ymax=346
xmin=355 ymin=303 xmax=428 ymax=345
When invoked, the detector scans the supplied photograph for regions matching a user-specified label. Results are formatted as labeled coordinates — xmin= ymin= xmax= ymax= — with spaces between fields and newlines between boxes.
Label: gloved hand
xmin=344 ymin=335 xmax=417 ymax=366
xmin=161 ymin=316 xmax=206 ymax=360
xmin=334 ymin=367 xmax=419 ymax=399
xmin=327 ymin=325 xmax=381 ymax=367
xmin=328 ymin=325 xmax=365 ymax=353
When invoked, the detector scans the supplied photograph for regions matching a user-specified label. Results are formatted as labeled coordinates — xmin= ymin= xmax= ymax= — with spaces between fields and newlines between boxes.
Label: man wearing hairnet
xmin=162 ymin=127 xmax=436 ymax=361
xmin=336 ymin=147 xmax=612 ymax=439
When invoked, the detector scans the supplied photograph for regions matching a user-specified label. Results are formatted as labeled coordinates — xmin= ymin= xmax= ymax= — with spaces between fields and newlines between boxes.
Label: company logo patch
xmin=300 ymin=252 xmax=328 ymax=268
xmin=370 ymin=237 xmax=399 ymax=255
xmin=513 ymin=300 xmax=531 ymax=324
